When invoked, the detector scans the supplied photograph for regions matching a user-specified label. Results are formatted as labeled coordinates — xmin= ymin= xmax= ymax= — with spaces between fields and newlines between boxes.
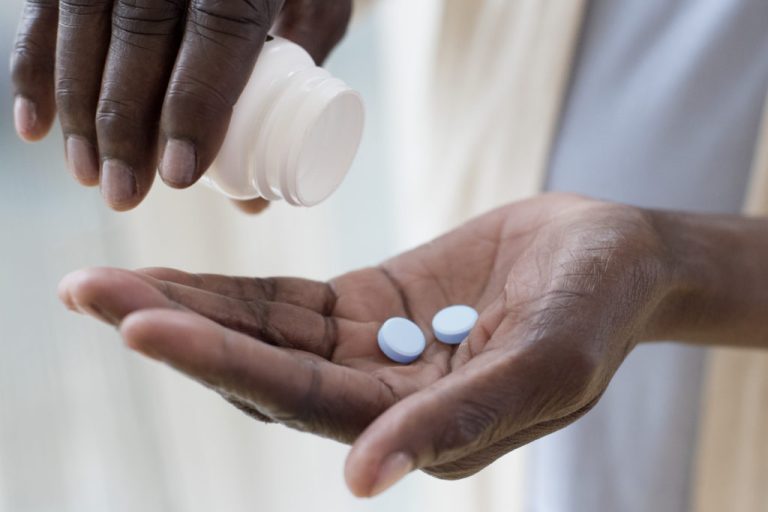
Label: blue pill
xmin=432 ymin=305 xmax=478 ymax=344
xmin=377 ymin=317 xmax=426 ymax=364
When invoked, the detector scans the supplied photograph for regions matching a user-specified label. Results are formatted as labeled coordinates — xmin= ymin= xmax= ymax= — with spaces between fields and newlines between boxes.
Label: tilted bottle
xmin=204 ymin=36 xmax=365 ymax=207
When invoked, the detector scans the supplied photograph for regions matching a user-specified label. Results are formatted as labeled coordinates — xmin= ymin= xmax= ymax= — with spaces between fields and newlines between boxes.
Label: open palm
xmin=60 ymin=193 xmax=668 ymax=496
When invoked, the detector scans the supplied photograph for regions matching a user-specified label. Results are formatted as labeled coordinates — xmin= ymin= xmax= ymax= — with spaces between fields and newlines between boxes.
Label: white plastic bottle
xmin=204 ymin=36 xmax=365 ymax=207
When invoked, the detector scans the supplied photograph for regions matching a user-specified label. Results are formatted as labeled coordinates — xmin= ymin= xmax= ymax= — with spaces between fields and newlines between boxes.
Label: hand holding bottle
xmin=10 ymin=0 xmax=352 ymax=211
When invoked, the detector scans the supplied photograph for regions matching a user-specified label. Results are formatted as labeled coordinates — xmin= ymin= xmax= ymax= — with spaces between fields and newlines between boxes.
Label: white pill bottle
xmin=204 ymin=36 xmax=365 ymax=207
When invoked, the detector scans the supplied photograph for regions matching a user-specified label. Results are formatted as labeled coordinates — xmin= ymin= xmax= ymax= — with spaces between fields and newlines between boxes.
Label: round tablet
xmin=432 ymin=305 xmax=479 ymax=344
xmin=377 ymin=317 xmax=426 ymax=364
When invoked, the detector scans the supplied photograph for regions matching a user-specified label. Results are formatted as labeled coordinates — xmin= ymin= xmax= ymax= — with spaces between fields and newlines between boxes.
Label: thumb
xmin=274 ymin=0 xmax=353 ymax=64
xmin=344 ymin=339 xmax=602 ymax=497
xmin=344 ymin=352 xmax=531 ymax=497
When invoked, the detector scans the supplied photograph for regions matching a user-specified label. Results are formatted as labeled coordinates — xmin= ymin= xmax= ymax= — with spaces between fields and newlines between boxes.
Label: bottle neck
xmin=206 ymin=36 xmax=363 ymax=206
xmin=250 ymin=67 xmax=355 ymax=206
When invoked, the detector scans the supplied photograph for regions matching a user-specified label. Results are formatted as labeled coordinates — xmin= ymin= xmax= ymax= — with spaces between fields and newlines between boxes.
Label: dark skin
xmin=60 ymin=193 xmax=696 ymax=496
xmin=10 ymin=0 xmax=352 ymax=211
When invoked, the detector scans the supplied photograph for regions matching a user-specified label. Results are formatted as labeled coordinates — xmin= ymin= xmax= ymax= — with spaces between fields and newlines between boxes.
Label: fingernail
xmin=160 ymin=139 xmax=197 ymax=187
xmin=101 ymin=159 xmax=138 ymax=209
xmin=14 ymin=96 xmax=37 ymax=139
xmin=66 ymin=136 xmax=99 ymax=185
xmin=369 ymin=452 xmax=414 ymax=497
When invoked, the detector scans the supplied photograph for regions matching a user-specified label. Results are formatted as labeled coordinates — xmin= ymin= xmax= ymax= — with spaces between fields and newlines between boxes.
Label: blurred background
xmin=0 ymin=1 xmax=523 ymax=511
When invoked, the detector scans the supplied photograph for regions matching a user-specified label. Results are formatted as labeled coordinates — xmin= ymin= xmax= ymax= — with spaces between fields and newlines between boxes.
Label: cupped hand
xmin=58 ymin=194 xmax=674 ymax=496
xmin=11 ymin=0 xmax=351 ymax=211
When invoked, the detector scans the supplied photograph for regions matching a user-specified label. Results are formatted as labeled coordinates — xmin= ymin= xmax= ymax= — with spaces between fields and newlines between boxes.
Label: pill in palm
xmin=432 ymin=305 xmax=479 ymax=344
xmin=377 ymin=317 xmax=426 ymax=364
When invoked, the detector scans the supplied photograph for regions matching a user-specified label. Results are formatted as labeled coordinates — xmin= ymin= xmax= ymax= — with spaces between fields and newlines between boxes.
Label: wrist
xmin=638 ymin=209 xmax=699 ymax=343
xmin=640 ymin=207 xmax=768 ymax=347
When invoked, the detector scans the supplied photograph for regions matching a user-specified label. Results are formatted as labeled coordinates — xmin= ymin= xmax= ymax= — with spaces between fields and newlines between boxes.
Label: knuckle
xmin=12 ymin=0 xmax=57 ymax=81
xmin=10 ymin=38 xmax=52 ymax=87
xmin=57 ymin=0 xmax=112 ymax=40
xmin=55 ymin=76 xmax=89 ymax=107
xmin=59 ymin=0 xmax=111 ymax=16
xmin=55 ymin=78 xmax=97 ymax=130
xmin=111 ymin=0 xmax=184 ymax=38
xmin=95 ymin=95 xmax=144 ymax=134
xmin=165 ymin=74 xmax=233 ymax=120
xmin=168 ymin=0 xmax=285 ymax=121
xmin=240 ymin=300 xmax=284 ymax=346
xmin=188 ymin=0 xmax=281 ymax=40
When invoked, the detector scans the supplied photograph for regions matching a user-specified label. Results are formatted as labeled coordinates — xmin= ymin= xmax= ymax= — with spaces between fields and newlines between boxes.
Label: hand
xmin=10 ymin=0 xmax=352 ymax=211
xmin=58 ymin=193 xmax=674 ymax=496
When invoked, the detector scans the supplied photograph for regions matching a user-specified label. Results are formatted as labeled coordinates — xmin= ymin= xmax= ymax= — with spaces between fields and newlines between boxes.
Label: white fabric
xmin=528 ymin=0 xmax=768 ymax=511
xmin=384 ymin=1 xmax=585 ymax=250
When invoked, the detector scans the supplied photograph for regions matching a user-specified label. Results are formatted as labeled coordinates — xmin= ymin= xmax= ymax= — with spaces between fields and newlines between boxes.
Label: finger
xmin=96 ymin=0 xmax=185 ymax=210
xmin=344 ymin=342 xmax=597 ymax=497
xmin=60 ymin=267 xmax=339 ymax=357
xmin=10 ymin=0 xmax=59 ymax=141
xmin=232 ymin=197 xmax=270 ymax=215
xmin=58 ymin=267 xmax=179 ymax=322
xmin=138 ymin=267 xmax=336 ymax=314
xmin=121 ymin=309 xmax=393 ymax=441
xmin=141 ymin=274 xmax=338 ymax=357
xmin=56 ymin=0 xmax=112 ymax=185
xmin=344 ymin=352 xmax=515 ymax=497
xmin=275 ymin=0 xmax=352 ymax=64
xmin=137 ymin=268 xmax=389 ymax=363
xmin=157 ymin=0 xmax=282 ymax=189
